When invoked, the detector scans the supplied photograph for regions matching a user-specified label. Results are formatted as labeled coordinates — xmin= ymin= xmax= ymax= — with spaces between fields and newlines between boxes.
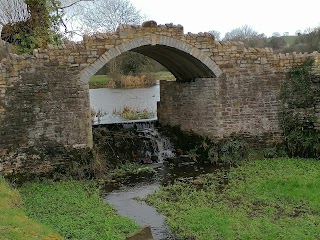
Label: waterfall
xmin=93 ymin=121 xmax=176 ymax=164
xmin=139 ymin=128 xmax=175 ymax=162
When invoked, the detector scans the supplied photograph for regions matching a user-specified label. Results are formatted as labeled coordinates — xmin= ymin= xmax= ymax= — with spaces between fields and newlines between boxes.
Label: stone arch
xmin=80 ymin=35 xmax=222 ymax=83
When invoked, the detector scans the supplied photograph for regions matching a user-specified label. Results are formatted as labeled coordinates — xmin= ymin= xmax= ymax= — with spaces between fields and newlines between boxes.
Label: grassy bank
xmin=20 ymin=181 xmax=138 ymax=240
xmin=0 ymin=177 xmax=62 ymax=240
xmin=154 ymin=71 xmax=175 ymax=80
xmin=89 ymin=71 xmax=175 ymax=89
xmin=89 ymin=75 xmax=113 ymax=89
xmin=145 ymin=158 xmax=320 ymax=239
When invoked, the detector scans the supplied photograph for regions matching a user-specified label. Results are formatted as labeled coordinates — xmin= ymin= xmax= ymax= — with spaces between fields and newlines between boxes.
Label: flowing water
xmin=100 ymin=126 xmax=224 ymax=240
xmin=91 ymin=85 xmax=222 ymax=239
xmin=104 ymin=183 xmax=173 ymax=240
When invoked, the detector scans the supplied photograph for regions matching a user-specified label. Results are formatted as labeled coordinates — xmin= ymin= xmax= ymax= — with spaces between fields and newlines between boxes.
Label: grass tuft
xmin=113 ymin=106 xmax=155 ymax=120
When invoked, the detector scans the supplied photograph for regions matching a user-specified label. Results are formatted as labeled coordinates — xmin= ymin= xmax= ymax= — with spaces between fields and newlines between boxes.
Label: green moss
xmin=20 ymin=181 xmax=138 ymax=240
xmin=146 ymin=158 xmax=320 ymax=239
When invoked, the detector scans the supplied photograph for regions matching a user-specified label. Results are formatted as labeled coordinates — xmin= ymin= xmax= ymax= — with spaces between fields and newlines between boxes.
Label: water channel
xmin=90 ymin=84 xmax=223 ymax=239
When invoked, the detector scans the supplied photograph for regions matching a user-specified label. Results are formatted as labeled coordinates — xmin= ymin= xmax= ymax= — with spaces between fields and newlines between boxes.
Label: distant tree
xmin=272 ymin=32 xmax=281 ymax=37
xmin=223 ymin=25 xmax=267 ymax=47
xmin=268 ymin=36 xmax=286 ymax=50
xmin=74 ymin=0 xmax=143 ymax=33
xmin=303 ymin=27 xmax=320 ymax=52
xmin=69 ymin=0 xmax=161 ymax=75
xmin=224 ymin=25 xmax=259 ymax=41
xmin=283 ymin=32 xmax=289 ymax=36
xmin=208 ymin=30 xmax=221 ymax=41
xmin=281 ymin=27 xmax=320 ymax=53
xmin=295 ymin=30 xmax=302 ymax=36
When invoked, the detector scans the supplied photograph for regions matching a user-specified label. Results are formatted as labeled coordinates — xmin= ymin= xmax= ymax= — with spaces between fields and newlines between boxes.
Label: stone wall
xmin=158 ymin=75 xmax=283 ymax=146
xmin=158 ymin=45 xmax=320 ymax=144
xmin=0 ymin=22 xmax=320 ymax=175
xmin=0 ymin=51 xmax=92 ymax=175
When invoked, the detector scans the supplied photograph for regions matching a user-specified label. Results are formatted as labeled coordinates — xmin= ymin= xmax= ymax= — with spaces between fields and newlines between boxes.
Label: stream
xmin=90 ymin=85 xmax=223 ymax=239
xmin=100 ymin=126 xmax=225 ymax=240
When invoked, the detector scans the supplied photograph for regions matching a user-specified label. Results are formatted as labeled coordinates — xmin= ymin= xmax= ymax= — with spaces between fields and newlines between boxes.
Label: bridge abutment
xmin=158 ymin=74 xmax=283 ymax=146
xmin=0 ymin=58 xmax=92 ymax=175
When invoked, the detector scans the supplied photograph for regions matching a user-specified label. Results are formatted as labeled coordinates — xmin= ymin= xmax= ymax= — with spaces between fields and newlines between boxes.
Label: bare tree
xmin=208 ymin=30 xmax=221 ymax=41
xmin=303 ymin=27 xmax=320 ymax=52
xmin=272 ymin=32 xmax=281 ymax=37
xmin=48 ymin=0 xmax=93 ymax=37
xmin=223 ymin=25 xmax=266 ymax=48
xmin=224 ymin=25 xmax=259 ymax=41
xmin=0 ymin=0 xmax=29 ymax=26
xmin=73 ymin=0 xmax=143 ymax=34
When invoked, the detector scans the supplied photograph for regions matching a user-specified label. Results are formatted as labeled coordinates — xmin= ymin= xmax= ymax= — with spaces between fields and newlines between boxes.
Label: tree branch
xmin=59 ymin=0 xmax=94 ymax=9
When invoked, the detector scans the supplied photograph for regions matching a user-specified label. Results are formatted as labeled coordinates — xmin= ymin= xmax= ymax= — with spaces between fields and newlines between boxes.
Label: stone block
xmin=126 ymin=225 xmax=153 ymax=240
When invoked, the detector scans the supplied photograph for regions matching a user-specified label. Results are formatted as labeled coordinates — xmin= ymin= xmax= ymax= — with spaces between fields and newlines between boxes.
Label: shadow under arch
xmin=80 ymin=35 xmax=222 ymax=83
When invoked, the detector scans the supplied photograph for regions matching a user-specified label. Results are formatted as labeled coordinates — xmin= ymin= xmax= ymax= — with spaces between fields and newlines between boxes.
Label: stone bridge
xmin=0 ymin=22 xmax=319 ymax=174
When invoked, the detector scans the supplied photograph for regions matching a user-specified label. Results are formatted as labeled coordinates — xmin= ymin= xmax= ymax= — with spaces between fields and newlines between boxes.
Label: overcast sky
xmin=130 ymin=0 xmax=320 ymax=37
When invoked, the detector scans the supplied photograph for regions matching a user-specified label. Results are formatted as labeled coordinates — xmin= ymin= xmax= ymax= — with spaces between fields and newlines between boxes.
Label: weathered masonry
xmin=0 ymin=22 xmax=319 ymax=174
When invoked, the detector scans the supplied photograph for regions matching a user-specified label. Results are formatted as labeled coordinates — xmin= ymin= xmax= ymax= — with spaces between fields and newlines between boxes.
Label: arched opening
xmin=132 ymin=45 xmax=216 ymax=81
xmin=80 ymin=35 xmax=222 ymax=84
xmin=89 ymin=51 xmax=166 ymax=124
xmin=84 ymin=35 xmax=222 ymax=125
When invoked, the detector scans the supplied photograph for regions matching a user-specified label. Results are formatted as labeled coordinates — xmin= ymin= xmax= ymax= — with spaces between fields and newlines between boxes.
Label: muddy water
xmin=102 ymin=161 xmax=226 ymax=239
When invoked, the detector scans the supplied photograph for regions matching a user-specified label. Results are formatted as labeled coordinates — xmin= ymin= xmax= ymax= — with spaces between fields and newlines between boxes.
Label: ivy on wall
xmin=1 ymin=0 xmax=62 ymax=54
xmin=280 ymin=58 xmax=320 ymax=158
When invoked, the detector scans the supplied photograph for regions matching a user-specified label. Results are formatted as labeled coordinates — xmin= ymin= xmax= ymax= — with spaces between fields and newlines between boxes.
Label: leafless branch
xmin=0 ymin=0 xmax=29 ymax=26
xmin=59 ymin=0 xmax=93 ymax=9
xmin=74 ymin=0 xmax=143 ymax=33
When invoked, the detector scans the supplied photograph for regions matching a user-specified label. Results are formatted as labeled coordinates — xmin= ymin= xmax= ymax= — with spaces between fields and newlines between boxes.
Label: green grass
xmin=107 ymin=162 xmax=155 ymax=180
xmin=113 ymin=106 xmax=155 ymax=120
xmin=145 ymin=158 xmax=320 ymax=239
xmin=282 ymin=36 xmax=298 ymax=46
xmin=154 ymin=71 xmax=175 ymax=80
xmin=20 ymin=181 xmax=138 ymax=240
xmin=89 ymin=75 xmax=112 ymax=89
xmin=0 ymin=177 xmax=62 ymax=240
